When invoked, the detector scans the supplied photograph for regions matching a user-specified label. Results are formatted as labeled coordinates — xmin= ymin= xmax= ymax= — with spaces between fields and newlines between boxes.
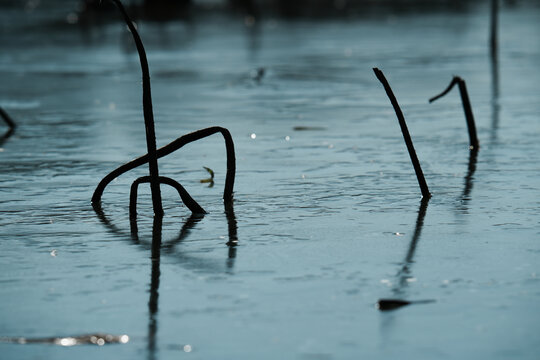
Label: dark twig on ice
xmin=373 ymin=68 xmax=431 ymax=199
xmin=429 ymin=76 xmax=479 ymax=150
xmin=377 ymin=298 xmax=435 ymax=311
xmin=94 ymin=1 xmax=236 ymax=216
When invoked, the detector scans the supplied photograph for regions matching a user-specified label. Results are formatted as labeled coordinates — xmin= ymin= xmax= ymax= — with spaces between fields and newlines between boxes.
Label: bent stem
xmin=0 ymin=107 xmax=16 ymax=129
xmin=92 ymin=126 xmax=236 ymax=208
xmin=130 ymin=176 xmax=207 ymax=217
xmin=373 ymin=68 xmax=431 ymax=199
xmin=109 ymin=0 xmax=163 ymax=216
xmin=429 ymin=76 xmax=479 ymax=150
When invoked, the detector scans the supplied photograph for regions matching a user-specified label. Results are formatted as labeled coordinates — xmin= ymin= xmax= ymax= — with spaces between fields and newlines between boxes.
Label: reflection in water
xmin=490 ymin=0 xmax=500 ymax=143
xmin=225 ymin=201 xmax=238 ymax=268
xmin=93 ymin=202 xmax=239 ymax=358
xmin=490 ymin=50 xmax=500 ymax=143
xmin=393 ymin=198 xmax=429 ymax=296
xmin=459 ymin=148 xmax=479 ymax=212
xmin=147 ymin=216 xmax=162 ymax=360
xmin=377 ymin=199 xmax=432 ymax=311
xmin=0 ymin=333 xmax=129 ymax=346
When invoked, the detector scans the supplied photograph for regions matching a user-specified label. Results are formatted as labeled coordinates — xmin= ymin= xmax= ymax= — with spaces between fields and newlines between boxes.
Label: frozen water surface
xmin=1 ymin=1 xmax=539 ymax=359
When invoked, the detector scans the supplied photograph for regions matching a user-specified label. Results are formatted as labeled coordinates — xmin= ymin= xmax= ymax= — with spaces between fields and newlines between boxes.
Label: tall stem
xmin=110 ymin=0 xmax=163 ymax=216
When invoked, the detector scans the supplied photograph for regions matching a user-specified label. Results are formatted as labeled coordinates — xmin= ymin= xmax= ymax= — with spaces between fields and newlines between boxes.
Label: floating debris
xmin=0 ymin=333 xmax=129 ymax=346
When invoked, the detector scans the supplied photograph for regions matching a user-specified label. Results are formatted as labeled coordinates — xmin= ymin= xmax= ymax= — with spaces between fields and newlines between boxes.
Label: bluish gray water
xmin=1 ymin=1 xmax=540 ymax=359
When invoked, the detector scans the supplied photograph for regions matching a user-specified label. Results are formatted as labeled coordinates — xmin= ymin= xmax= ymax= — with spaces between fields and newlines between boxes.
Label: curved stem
xmin=92 ymin=126 xmax=236 ymax=206
xmin=428 ymin=77 xmax=459 ymax=103
xmin=130 ymin=176 xmax=207 ymax=217
xmin=109 ymin=0 xmax=162 ymax=216
xmin=430 ymin=76 xmax=479 ymax=150
xmin=373 ymin=68 xmax=431 ymax=199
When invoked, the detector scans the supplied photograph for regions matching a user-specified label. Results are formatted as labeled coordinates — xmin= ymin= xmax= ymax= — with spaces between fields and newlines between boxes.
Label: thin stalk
xmin=373 ymin=68 xmax=431 ymax=199
xmin=92 ymin=126 xmax=236 ymax=206
xmin=109 ymin=0 xmax=162 ymax=216
xmin=429 ymin=76 xmax=479 ymax=150
xmin=0 ymin=107 xmax=16 ymax=129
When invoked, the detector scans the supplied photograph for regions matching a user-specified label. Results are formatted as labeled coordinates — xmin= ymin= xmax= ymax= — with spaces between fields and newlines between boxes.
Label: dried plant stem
xmin=373 ymin=68 xmax=431 ymax=199
xmin=429 ymin=76 xmax=479 ymax=150
xmin=110 ymin=0 xmax=163 ymax=216
xmin=130 ymin=176 xmax=207 ymax=216
xmin=92 ymin=126 xmax=236 ymax=206
xmin=0 ymin=107 xmax=16 ymax=129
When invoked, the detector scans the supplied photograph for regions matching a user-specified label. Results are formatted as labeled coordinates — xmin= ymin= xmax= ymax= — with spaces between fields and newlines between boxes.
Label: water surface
xmin=1 ymin=1 xmax=540 ymax=359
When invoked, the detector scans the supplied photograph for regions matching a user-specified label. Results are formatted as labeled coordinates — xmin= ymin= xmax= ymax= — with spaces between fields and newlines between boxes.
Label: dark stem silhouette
xmin=130 ymin=176 xmax=206 ymax=217
xmin=429 ymin=76 xmax=479 ymax=150
xmin=373 ymin=68 xmax=431 ymax=199
xmin=0 ymin=107 xmax=16 ymax=129
xmin=94 ymin=1 xmax=236 ymax=216
xmin=92 ymin=126 xmax=236 ymax=208
xmin=0 ymin=107 xmax=16 ymax=145
xmin=109 ymin=0 xmax=162 ymax=216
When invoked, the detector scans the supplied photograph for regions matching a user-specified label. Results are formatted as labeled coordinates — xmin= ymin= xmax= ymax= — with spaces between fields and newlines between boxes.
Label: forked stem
xmin=429 ymin=76 xmax=479 ymax=150
xmin=109 ymin=0 xmax=163 ymax=216
xmin=373 ymin=68 xmax=431 ymax=199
